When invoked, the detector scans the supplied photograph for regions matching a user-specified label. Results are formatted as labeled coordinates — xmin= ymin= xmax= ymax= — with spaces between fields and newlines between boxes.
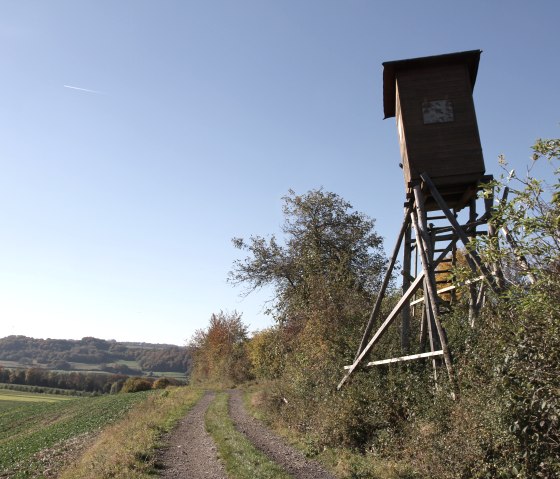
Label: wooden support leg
xmin=494 ymin=185 xmax=535 ymax=282
xmin=412 ymin=213 xmax=440 ymax=351
xmin=413 ymin=185 xmax=459 ymax=397
xmin=419 ymin=304 xmax=427 ymax=351
xmin=354 ymin=208 xmax=411 ymax=360
xmin=471 ymin=283 xmax=486 ymax=328
xmin=450 ymin=237 xmax=458 ymax=305
xmin=425 ymin=298 xmax=439 ymax=383
xmin=468 ymin=199 xmax=479 ymax=325
xmin=412 ymin=240 xmax=418 ymax=317
xmin=412 ymin=207 xmax=440 ymax=381
xmin=502 ymin=224 xmax=537 ymax=284
xmin=401 ymin=218 xmax=412 ymax=353
xmin=411 ymin=190 xmax=441 ymax=349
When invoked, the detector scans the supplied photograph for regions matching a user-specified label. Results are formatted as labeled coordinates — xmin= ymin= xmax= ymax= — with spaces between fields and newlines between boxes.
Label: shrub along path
xmin=158 ymin=389 xmax=336 ymax=479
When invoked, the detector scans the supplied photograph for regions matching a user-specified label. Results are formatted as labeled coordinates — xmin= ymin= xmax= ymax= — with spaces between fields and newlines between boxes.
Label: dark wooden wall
xmin=396 ymin=63 xmax=485 ymax=191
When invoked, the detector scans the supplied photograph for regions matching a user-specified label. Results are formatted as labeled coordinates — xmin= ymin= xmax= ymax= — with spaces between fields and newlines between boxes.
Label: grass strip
xmin=206 ymin=391 xmax=293 ymax=479
xmin=58 ymin=387 xmax=204 ymax=479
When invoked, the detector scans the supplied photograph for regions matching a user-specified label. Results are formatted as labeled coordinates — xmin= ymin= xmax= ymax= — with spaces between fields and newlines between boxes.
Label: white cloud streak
xmin=64 ymin=84 xmax=103 ymax=94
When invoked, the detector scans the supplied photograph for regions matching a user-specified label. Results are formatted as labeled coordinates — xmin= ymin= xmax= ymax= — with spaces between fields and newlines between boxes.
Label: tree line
xmin=190 ymin=138 xmax=560 ymax=479
xmin=0 ymin=365 xmax=129 ymax=394
xmin=0 ymin=336 xmax=191 ymax=373
xmin=0 ymin=365 xmax=185 ymax=394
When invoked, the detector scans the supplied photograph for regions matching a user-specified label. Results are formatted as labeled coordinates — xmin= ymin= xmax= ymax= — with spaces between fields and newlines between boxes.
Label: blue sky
xmin=0 ymin=1 xmax=558 ymax=345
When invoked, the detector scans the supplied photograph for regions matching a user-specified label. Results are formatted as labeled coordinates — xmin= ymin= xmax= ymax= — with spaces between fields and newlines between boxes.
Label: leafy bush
xmin=151 ymin=377 xmax=184 ymax=389
xmin=121 ymin=377 xmax=153 ymax=393
xmin=246 ymin=327 xmax=286 ymax=380
xmin=152 ymin=377 xmax=171 ymax=389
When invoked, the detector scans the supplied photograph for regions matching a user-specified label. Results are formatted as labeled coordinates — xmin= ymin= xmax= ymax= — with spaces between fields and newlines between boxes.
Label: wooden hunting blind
xmin=383 ymin=50 xmax=485 ymax=210
xmin=339 ymin=50 xmax=503 ymax=398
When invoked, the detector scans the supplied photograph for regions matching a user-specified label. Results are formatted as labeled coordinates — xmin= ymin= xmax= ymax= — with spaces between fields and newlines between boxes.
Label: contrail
xmin=64 ymin=84 xmax=103 ymax=94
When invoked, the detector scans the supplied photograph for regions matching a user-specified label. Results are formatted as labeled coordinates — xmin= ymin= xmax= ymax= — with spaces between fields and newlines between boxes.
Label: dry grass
xmin=249 ymin=388 xmax=265 ymax=409
xmin=58 ymin=387 xmax=203 ymax=479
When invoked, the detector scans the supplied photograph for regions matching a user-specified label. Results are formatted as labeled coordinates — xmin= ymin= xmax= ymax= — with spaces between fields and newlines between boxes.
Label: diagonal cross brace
xmin=337 ymin=272 xmax=424 ymax=390
xmin=420 ymin=173 xmax=500 ymax=294
xmin=338 ymin=237 xmax=459 ymax=390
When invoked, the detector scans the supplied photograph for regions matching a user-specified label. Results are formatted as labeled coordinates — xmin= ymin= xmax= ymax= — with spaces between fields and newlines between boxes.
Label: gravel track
xmin=158 ymin=391 xmax=227 ymax=479
xmin=228 ymin=389 xmax=337 ymax=479
xmin=158 ymin=389 xmax=336 ymax=478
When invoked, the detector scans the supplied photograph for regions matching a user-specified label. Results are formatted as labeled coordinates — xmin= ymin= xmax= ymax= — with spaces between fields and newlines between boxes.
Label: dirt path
xmin=228 ymin=389 xmax=337 ymax=479
xmin=158 ymin=389 xmax=337 ymax=479
xmin=157 ymin=391 xmax=227 ymax=479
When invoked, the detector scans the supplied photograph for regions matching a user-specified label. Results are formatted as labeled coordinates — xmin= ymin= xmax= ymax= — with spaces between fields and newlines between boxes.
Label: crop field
xmin=0 ymin=389 xmax=152 ymax=478
xmin=0 ymin=389 xmax=74 ymax=412
xmin=113 ymin=359 xmax=141 ymax=368
xmin=68 ymin=361 xmax=105 ymax=371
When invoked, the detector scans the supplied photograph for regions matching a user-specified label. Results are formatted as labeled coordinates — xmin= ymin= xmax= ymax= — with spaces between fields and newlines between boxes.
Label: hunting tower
xmin=384 ymin=50 xmax=485 ymax=210
xmin=339 ymin=50 xmax=500 ymax=396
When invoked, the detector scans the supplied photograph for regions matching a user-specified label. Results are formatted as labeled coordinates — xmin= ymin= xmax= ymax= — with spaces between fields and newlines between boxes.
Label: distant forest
xmin=0 ymin=335 xmax=191 ymax=374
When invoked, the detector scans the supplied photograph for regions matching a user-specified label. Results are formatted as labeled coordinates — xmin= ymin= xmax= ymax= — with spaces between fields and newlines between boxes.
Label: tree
xmin=230 ymin=188 xmax=385 ymax=332
xmin=189 ymin=310 xmax=252 ymax=386
xmin=230 ymin=189 xmax=387 ymax=445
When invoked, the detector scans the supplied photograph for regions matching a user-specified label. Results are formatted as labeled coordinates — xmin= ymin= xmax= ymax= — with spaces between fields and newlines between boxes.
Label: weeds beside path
xmin=227 ymin=389 xmax=337 ymax=479
xmin=59 ymin=387 xmax=203 ymax=479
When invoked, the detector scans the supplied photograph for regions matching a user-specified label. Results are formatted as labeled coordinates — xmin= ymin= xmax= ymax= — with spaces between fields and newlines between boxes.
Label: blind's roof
xmin=382 ymin=50 xmax=482 ymax=119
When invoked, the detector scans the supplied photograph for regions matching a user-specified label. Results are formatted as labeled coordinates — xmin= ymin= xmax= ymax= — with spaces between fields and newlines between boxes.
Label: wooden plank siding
xmin=396 ymin=62 xmax=485 ymax=193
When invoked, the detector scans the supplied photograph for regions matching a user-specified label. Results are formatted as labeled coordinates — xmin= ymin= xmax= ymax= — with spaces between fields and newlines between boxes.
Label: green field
xmin=0 ymin=389 xmax=152 ymax=478
xmin=68 ymin=361 xmax=104 ymax=371
xmin=0 ymin=389 xmax=74 ymax=411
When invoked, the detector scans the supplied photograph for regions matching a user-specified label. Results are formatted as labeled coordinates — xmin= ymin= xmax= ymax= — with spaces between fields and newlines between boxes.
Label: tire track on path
xmin=228 ymin=389 xmax=337 ymax=479
xmin=158 ymin=391 xmax=226 ymax=479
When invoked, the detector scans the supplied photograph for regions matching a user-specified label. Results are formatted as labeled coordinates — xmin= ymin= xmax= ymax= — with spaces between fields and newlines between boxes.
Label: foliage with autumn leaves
xmin=189 ymin=310 xmax=253 ymax=387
